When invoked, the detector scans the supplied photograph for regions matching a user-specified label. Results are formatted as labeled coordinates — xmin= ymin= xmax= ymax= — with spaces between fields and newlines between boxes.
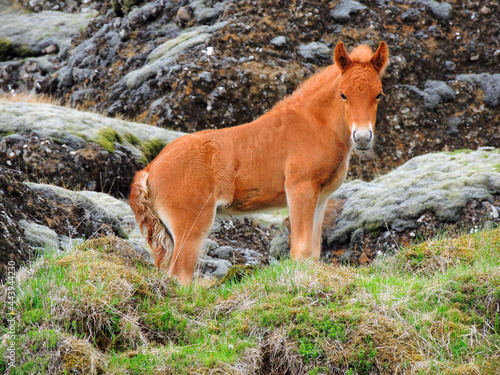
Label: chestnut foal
xmin=130 ymin=41 xmax=389 ymax=284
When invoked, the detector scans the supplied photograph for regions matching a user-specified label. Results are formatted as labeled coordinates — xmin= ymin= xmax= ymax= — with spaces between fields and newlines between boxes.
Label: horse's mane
xmin=272 ymin=44 xmax=375 ymax=111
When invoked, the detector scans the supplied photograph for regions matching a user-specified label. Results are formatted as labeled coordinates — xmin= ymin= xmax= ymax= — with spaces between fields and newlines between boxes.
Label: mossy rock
xmin=141 ymin=137 xmax=166 ymax=163
xmin=124 ymin=132 xmax=140 ymax=146
xmin=95 ymin=126 xmax=123 ymax=152
xmin=80 ymin=236 xmax=147 ymax=261
xmin=219 ymin=265 xmax=256 ymax=285
xmin=0 ymin=37 xmax=12 ymax=60
xmin=124 ymin=0 xmax=143 ymax=11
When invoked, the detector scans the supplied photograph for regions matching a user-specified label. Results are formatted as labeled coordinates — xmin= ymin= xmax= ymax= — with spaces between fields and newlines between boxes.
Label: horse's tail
xmin=129 ymin=169 xmax=174 ymax=269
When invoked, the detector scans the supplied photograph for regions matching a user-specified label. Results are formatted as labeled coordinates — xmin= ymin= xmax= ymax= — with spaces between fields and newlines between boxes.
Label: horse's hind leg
xmin=166 ymin=197 xmax=217 ymax=285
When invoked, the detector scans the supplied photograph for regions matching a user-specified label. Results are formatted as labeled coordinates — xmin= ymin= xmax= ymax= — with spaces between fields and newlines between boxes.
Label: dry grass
xmin=0 ymin=90 xmax=61 ymax=105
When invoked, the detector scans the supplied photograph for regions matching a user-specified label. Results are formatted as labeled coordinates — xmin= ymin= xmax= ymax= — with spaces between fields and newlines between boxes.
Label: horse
xmin=130 ymin=41 xmax=389 ymax=285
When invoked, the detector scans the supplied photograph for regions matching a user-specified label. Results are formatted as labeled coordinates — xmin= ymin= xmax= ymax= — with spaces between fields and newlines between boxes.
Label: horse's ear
xmin=370 ymin=41 xmax=389 ymax=76
xmin=334 ymin=42 xmax=352 ymax=74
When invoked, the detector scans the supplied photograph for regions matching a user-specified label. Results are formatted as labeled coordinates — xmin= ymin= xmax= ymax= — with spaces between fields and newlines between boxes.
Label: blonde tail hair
xmin=129 ymin=169 xmax=173 ymax=269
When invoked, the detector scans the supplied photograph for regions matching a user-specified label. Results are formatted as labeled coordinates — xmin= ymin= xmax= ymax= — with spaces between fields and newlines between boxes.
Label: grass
xmin=0 ymin=91 xmax=61 ymax=105
xmin=1 ymin=229 xmax=500 ymax=374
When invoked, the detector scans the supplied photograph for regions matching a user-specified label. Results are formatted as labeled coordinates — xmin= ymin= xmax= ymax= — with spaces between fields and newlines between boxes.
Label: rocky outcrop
xmin=0 ymin=0 xmax=97 ymax=94
xmin=2 ymin=0 xmax=494 ymax=180
xmin=16 ymin=0 xmax=104 ymax=13
xmin=0 ymin=101 xmax=182 ymax=196
xmin=0 ymin=166 xmax=130 ymax=278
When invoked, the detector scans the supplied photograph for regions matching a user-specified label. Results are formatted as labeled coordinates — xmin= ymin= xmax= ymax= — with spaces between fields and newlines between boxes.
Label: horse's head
xmin=334 ymin=41 xmax=389 ymax=152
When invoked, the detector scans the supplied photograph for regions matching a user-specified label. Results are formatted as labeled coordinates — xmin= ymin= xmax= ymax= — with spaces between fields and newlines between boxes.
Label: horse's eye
xmin=376 ymin=92 xmax=384 ymax=100
xmin=340 ymin=93 xmax=347 ymax=101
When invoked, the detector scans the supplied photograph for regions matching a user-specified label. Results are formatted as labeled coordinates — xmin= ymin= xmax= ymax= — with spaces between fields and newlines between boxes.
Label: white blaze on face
xmin=351 ymin=122 xmax=373 ymax=151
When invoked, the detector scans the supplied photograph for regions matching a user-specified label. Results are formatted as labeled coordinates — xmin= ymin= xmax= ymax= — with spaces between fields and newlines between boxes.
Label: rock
xmin=0 ymin=101 xmax=183 ymax=195
xmin=190 ymin=0 xmax=225 ymax=24
xmin=124 ymin=22 xmax=227 ymax=90
xmin=269 ymin=226 xmax=289 ymax=260
xmin=270 ymin=36 xmax=287 ymax=48
xmin=321 ymin=148 xmax=500 ymax=263
xmin=445 ymin=61 xmax=456 ymax=72
xmin=28 ymin=182 xmax=129 ymax=239
xmin=446 ymin=116 xmax=461 ymax=135
xmin=197 ymin=255 xmax=232 ymax=279
xmin=18 ymin=220 xmax=59 ymax=251
xmin=330 ymin=0 xmax=367 ymax=23
xmin=406 ymin=80 xmax=456 ymax=111
xmin=237 ymin=248 xmax=267 ymax=266
xmin=198 ymin=71 xmax=212 ymax=82
xmin=401 ymin=8 xmax=420 ymax=23
xmin=298 ymin=42 xmax=332 ymax=61
xmin=208 ymin=245 xmax=235 ymax=260
xmin=175 ymin=6 xmax=193 ymax=25
xmin=16 ymin=0 xmax=104 ymax=13
xmin=419 ymin=0 xmax=452 ymax=22
xmin=456 ymin=73 xmax=500 ymax=107
xmin=0 ymin=165 xmax=142 ymax=278
xmin=0 ymin=8 xmax=97 ymax=59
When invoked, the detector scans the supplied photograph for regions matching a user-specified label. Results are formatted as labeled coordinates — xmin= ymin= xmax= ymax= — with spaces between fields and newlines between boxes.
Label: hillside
xmin=1 ymin=228 xmax=499 ymax=374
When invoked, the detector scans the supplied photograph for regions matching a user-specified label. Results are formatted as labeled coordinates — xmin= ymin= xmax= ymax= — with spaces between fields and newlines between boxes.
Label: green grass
xmin=1 ymin=229 xmax=500 ymax=374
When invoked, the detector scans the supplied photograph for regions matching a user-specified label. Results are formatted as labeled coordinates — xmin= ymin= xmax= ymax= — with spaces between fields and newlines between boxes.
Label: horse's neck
xmin=292 ymin=76 xmax=350 ymax=141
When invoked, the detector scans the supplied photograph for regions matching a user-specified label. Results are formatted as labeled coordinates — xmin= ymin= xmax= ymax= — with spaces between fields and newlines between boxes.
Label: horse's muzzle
xmin=352 ymin=129 xmax=373 ymax=151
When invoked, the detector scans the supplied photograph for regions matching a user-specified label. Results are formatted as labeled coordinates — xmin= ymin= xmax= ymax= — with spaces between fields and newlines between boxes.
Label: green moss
xmin=124 ymin=132 xmax=140 ymax=146
xmin=446 ymin=148 xmax=472 ymax=155
xmin=0 ymin=37 xmax=12 ymax=60
xmin=0 ymin=38 xmax=31 ymax=60
xmin=141 ymin=137 xmax=166 ymax=163
xmin=112 ymin=0 xmax=124 ymax=16
xmin=0 ymin=130 xmax=15 ymax=138
xmin=124 ymin=0 xmax=142 ymax=11
xmin=95 ymin=127 xmax=123 ymax=153
xmin=365 ymin=221 xmax=382 ymax=237
xmin=27 ymin=329 xmax=60 ymax=351
xmin=219 ymin=265 xmax=255 ymax=285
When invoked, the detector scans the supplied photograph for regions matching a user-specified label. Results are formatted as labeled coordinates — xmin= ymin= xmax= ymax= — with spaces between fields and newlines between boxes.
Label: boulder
xmin=0 ymin=166 xmax=137 ymax=278
xmin=0 ymin=101 xmax=183 ymax=196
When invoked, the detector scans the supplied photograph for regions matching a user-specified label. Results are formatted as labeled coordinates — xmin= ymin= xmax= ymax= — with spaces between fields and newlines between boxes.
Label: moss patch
xmin=123 ymin=132 xmax=140 ymax=146
xmin=398 ymin=227 xmax=500 ymax=273
xmin=94 ymin=126 xmax=123 ymax=152
xmin=0 ymin=37 xmax=12 ymax=60
xmin=141 ymin=137 xmax=166 ymax=163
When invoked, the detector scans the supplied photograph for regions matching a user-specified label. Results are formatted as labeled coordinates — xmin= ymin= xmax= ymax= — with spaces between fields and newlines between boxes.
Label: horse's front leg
xmin=311 ymin=198 xmax=328 ymax=260
xmin=285 ymin=180 xmax=321 ymax=260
